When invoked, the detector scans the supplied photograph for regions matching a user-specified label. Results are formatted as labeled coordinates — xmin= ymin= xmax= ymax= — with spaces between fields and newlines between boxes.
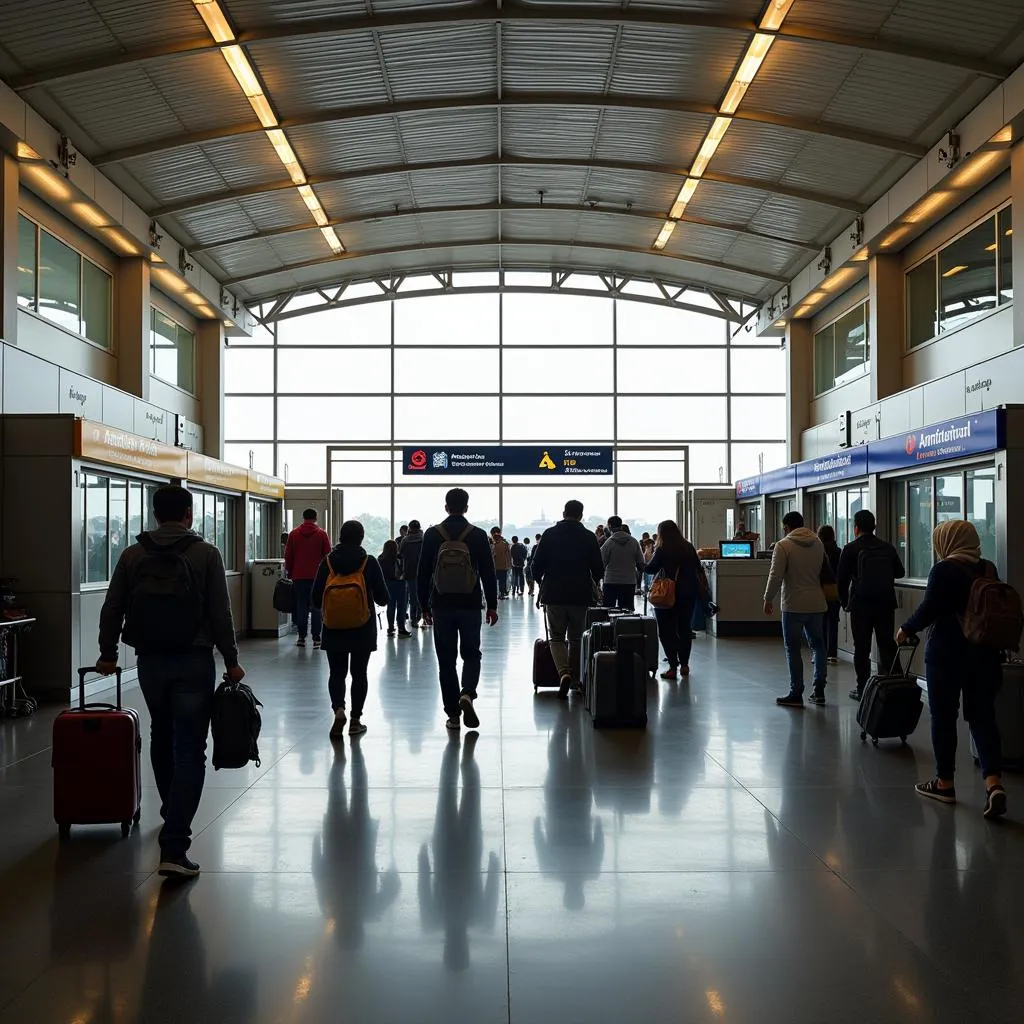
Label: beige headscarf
xmin=932 ymin=519 xmax=981 ymax=564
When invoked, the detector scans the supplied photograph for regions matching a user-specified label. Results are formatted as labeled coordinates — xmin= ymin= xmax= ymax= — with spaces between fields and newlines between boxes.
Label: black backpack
xmin=855 ymin=543 xmax=896 ymax=603
xmin=124 ymin=534 xmax=204 ymax=653
xmin=211 ymin=680 xmax=263 ymax=770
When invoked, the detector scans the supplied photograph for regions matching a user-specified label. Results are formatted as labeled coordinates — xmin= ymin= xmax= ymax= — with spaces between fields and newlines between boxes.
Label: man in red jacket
xmin=285 ymin=508 xmax=331 ymax=648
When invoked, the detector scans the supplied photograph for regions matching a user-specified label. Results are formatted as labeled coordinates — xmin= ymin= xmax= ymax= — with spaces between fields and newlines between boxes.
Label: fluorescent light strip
xmin=653 ymin=220 xmax=676 ymax=251
xmin=321 ymin=226 xmax=344 ymax=253
xmin=942 ymin=264 xmax=968 ymax=278
xmin=192 ymin=0 xmax=234 ymax=43
xmin=266 ymin=128 xmax=306 ymax=184
xmin=759 ymin=0 xmax=796 ymax=31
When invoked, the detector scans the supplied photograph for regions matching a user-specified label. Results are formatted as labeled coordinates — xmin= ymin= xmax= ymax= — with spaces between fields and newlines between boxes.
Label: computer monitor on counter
xmin=719 ymin=540 xmax=755 ymax=559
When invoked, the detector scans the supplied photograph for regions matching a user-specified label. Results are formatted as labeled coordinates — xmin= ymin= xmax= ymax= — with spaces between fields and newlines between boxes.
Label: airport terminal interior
xmin=2 ymin=0 xmax=1024 ymax=1020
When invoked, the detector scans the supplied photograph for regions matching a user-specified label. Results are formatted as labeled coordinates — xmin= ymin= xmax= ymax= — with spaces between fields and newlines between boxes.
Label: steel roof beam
xmin=93 ymin=94 xmax=928 ymax=166
xmin=153 ymin=156 xmax=866 ymax=220
xmin=7 ymin=2 xmax=1008 ymax=90
xmin=219 ymin=237 xmax=790 ymax=289
xmin=188 ymin=200 xmax=821 ymax=256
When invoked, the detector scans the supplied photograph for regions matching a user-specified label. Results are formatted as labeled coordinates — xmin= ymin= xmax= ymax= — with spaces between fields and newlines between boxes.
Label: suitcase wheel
xmin=860 ymin=731 xmax=867 ymax=743
xmin=872 ymin=737 xmax=879 ymax=747
xmin=121 ymin=820 xmax=132 ymax=838
xmin=133 ymin=809 xmax=141 ymax=827
xmin=58 ymin=823 xmax=71 ymax=841
xmin=900 ymin=736 xmax=907 ymax=746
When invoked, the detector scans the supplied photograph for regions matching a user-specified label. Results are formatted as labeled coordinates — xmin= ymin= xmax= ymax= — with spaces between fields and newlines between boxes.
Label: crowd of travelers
xmin=91 ymin=483 xmax=1015 ymax=880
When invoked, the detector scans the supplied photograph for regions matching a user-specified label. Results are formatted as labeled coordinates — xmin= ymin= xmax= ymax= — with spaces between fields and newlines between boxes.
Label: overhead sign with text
xmin=403 ymin=446 xmax=613 ymax=476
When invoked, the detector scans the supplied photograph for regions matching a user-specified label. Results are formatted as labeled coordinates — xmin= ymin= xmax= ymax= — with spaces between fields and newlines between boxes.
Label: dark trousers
xmin=927 ymin=661 xmax=1002 ymax=779
xmin=432 ymin=607 xmax=483 ymax=717
xmin=511 ymin=566 xmax=525 ymax=595
xmin=822 ymin=602 xmax=840 ymax=659
xmin=292 ymin=578 xmax=321 ymax=640
xmin=850 ymin=606 xmax=897 ymax=688
xmin=137 ymin=648 xmax=216 ymax=859
xmin=603 ymin=583 xmax=636 ymax=612
xmin=496 ymin=569 xmax=509 ymax=598
xmin=407 ymin=583 xmax=421 ymax=625
xmin=655 ymin=596 xmax=697 ymax=671
xmin=326 ymin=648 xmax=371 ymax=718
xmin=386 ymin=579 xmax=407 ymax=631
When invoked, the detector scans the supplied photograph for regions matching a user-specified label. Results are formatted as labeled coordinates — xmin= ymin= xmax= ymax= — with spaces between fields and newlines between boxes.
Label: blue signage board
xmin=736 ymin=476 xmax=760 ymax=500
xmin=760 ymin=465 xmax=797 ymax=495
xmin=402 ymin=446 xmax=613 ymax=476
xmin=867 ymin=410 xmax=1003 ymax=475
xmin=795 ymin=445 xmax=869 ymax=489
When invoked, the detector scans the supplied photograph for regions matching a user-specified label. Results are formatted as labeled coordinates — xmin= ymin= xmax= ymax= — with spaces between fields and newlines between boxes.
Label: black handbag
xmin=272 ymin=577 xmax=295 ymax=614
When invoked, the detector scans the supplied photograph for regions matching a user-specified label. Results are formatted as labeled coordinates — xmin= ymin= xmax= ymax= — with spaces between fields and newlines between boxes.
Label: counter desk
xmin=702 ymin=559 xmax=781 ymax=637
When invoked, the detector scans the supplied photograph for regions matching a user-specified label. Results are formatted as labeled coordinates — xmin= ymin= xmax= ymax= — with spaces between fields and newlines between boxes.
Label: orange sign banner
xmin=187 ymin=452 xmax=249 ymax=492
xmin=247 ymin=469 xmax=285 ymax=499
xmin=75 ymin=420 xmax=187 ymax=478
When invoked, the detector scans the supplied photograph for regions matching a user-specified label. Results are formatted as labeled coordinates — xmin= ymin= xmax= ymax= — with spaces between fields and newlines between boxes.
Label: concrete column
xmin=1012 ymin=139 xmax=1024 ymax=348
xmin=116 ymin=257 xmax=150 ymax=399
xmin=0 ymin=153 xmax=20 ymax=345
xmin=197 ymin=319 xmax=225 ymax=458
xmin=869 ymin=253 xmax=904 ymax=400
xmin=785 ymin=319 xmax=813 ymax=464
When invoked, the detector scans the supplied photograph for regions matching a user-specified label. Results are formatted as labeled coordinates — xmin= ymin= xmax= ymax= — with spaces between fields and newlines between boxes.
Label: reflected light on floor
xmin=706 ymin=989 xmax=726 ymax=1016
xmin=293 ymin=955 xmax=315 ymax=1004
xmin=892 ymin=976 xmax=921 ymax=1011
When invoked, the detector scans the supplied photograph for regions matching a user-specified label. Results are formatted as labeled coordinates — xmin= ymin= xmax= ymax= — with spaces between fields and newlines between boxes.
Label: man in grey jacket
xmin=601 ymin=516 xmax=646 ymax=611
xmin=97 ymin=485 xmax=244 ymax=879
xmin=763 ymin=511 xmax=828 ymax=708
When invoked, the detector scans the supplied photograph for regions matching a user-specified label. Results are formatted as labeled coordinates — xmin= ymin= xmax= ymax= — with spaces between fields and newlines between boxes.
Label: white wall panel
xmin=902 ymin=307 xmax=1013 ymax=387
xmin=3 ymin=343 xmax=59 ymax=412
xmin=58 ymin=368 xmax=103 ymax=420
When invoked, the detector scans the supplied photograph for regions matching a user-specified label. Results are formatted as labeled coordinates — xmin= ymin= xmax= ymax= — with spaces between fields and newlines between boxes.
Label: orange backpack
xmin=321 ymin=557 xmax=370 ymax=630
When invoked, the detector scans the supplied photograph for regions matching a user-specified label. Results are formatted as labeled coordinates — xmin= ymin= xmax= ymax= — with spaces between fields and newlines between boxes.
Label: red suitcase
xmin=533 ymin=613 xmax=562 ymax=691
xmin=52 ymin=667 xmax=142 ymax=839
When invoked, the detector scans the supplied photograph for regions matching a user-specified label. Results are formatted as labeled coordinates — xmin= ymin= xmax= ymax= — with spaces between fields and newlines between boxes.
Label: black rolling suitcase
xmin=590 ymin=635 xmax=648 ymax=729
xmin=582 ymin=621 xmax=616 ymax=710
xmin=858 ymin=640 xmax=922 ymax=747
xmin=613 ymin=615 xmax=659 ymax=676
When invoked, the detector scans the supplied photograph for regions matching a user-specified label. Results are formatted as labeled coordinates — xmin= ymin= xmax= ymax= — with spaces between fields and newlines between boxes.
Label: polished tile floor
xmin=2 ymin=600 xmax=1023 ymax=1023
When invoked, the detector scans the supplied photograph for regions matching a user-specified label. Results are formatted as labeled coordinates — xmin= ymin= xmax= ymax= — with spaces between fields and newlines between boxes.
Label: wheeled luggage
xmin=585 ymin=607 xmax=610 ymax=629
xmin=53 ymin=668 xmax=142 ymax=838
xmin=857 ymin=640 xmax=922 ymax=747
xmin=613 ymin=615 xmax=659 ymax=676
xmin=533 ymin=612 xmax=562 ymax=692
xmin=590 ymin=635 xmax=647 ymax=728
xmin=972 ymin=660 xmax=1024 ymax=769
xmin=582 ymin=621 xmax=616 ymax=708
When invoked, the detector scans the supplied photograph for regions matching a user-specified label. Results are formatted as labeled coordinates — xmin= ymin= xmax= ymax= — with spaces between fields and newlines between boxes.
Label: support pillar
xmin=785 ymin=319 xmax=813 ymax=464
xmin=869 ymin=253 xmax=904 ymax=401
xmin=116 ymin=257 xmax=150 ymax=399
xmin=198 ymin=319 xmax=225 ymax=458
xmin=0 ymin=153 xmax=20 ymax=345
xmin=1012 ymin=139 xmax=1024 ymax=347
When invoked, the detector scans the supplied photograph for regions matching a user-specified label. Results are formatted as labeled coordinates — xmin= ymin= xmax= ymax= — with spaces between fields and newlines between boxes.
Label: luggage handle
xmin=889 ymin=636 xmax=920 ymax=679
xmin=78 ymin=666 xmax=123 ymax=710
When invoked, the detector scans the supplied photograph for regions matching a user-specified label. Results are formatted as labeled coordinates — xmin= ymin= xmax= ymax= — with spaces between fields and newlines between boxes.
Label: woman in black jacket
xmin=897 ymin=519 xmax=1006 ymax=819
xmin=646 ymin=520 xmax=707 ymax=680
xmin=313 ymin=520 xmax=389 ymax=739
xmin=379 ymin=540 xmax=411 ymax=639
xmin=818 ymin=524 xmax=842 ymax=664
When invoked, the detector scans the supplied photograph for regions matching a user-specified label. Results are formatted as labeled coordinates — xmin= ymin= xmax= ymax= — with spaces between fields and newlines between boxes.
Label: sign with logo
xmin=736 ymin=477 xmax=760 ymax=500
xmin=795 ymin=446 xmax=868 ymax=489
xmin=868 ymin=410 xmax=1003 ymax=474
xmin=402 ymin=446 xmax=613 ymax=476
xmin=186 ymin=453 xmax=249 ymax=492
xmin=850 ymin=406 xmax=880 ymax=445
xmin=247 ymin=469 xmax=286 ymax=498
xmin=75 ymin=419 xmax=187 ymax=478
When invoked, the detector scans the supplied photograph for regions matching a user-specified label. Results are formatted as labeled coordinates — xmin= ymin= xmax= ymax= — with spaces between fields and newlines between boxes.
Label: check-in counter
xmin=702 ymin=559 xmax=781 ymax=637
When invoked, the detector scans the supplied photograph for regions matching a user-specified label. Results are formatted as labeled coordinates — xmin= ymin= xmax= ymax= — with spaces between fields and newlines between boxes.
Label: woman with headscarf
xmin=896 ymin=520 xmax=1006 ymax=819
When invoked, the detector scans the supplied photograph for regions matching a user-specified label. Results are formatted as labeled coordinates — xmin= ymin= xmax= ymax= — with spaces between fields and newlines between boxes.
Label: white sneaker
xmin=329 ymin=709 xmax=347 ymax=739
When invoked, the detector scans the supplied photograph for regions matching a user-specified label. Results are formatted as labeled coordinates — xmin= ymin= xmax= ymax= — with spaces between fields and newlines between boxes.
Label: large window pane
xmin=731 ymin=347 xmax=786 ymax=394
xmin=687 ymin=443 xmax=729 ymax=484
xmin=503 ymin=486 xmax=615 ymax=535
xmin=907 ymin=477 xmax=933 ymax=579
xmin=935 ymin=473 xmax=964 ymax=525
xmin=618 ymin=397 xmax=727 ymax=440
xmin=503 ymin=396 xmax=614 ymax=441
xmin=397 ymin=348 xmax=499 ymax=393
xmin=731 ymin=442 xmax=787 ymax=481
xmin=907 ymin=258 xmax=937 ymax=348
xmin=81 ymin=259 xmax=111 ymax=349
xmin=510 ymin=348 xmax=613 ymax=393
xmin=893 ymin=481 xmax=907 ymax=572
xmin=279 ymin=303 xmax=390 ymax=345
xmin=151 ymin=309 xmax=195 ymax=393
xmin=225 ymin=397 xmax=274 ymax=440
xmin=730 ymin=397 xmax=786 ymax=441
xmin=17 ymin=215 xmax=36 ymax=309
xmin=224 ymin=443 xmax=275 ymax=475
xmin=503 ymin=295 xmax=611 ymax=346
xmin=277 ymin=396 xmax=390 ymax=441
xmin=616 ymin=487 xmax=678 ymax=537
xmin=396 ymin=294 xmax=498 ymax=346
xmin=278 ymin=347 xmax=391 ymax=393
xmin=39 ymin=230 xmax=81 ymax=334
xmin=277 ymin=443 xmax=328 ymax=483
xmin=967 ymin=468 xmax=996 ymax=562
xmin=999 ymin=206 xmax=1012 ymax=304
xmin=338 ymin=487 xmax=392 ymax=556
xmin=330 ymin=449 xmax=393 ymax=486
xmin=617 ymin=348 xmax=726 ymax=393
xmin=834 ymin=303 xmax=868 ymax=386
xmin=395 ymin=396 xmax=499 ymax=442
xmin=128 ymin=481 xmax=144 ymax=542
xmin=83 ymin=474 xmax=109 ymax=584
xmin=616 ymin=449 xmax=687 ymax=484
xmin=814 ymin=324 xmax=835 ymax=394
xmin=616 ymin=302 xmax=726 ymax=346
xmin=939 ymin=216 xmax=997 ymax=333
xmin=225 ymin=348 xmax=274 ymax=392
xmin=109 ymin=478 xmax=128 ymax=571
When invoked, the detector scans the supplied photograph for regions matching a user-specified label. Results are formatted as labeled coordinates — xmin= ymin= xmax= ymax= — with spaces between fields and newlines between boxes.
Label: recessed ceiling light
xmin=942 ymin=264 xmax=968 ymax=278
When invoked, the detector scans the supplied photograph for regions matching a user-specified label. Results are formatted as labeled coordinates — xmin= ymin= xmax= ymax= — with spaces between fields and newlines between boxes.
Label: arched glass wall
xmin=225 ymin=289 xmax=786 ymax=552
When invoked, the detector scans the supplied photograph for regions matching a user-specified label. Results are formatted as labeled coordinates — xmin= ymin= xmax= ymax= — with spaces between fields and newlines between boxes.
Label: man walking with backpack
xmin=510 ymin=536 xmax=528 ymax=597
xmin=97 ymin=485 xmax=244 ymax=879
xmin=399 ymin=520 xmax=425 ymax=628
xmin=285 ymin=508 xmax=331 ymax=648
xmin=837 ymin=509 xmax=905 ymax=701
xmin=418 ymin=489 xmax=499 ymax=731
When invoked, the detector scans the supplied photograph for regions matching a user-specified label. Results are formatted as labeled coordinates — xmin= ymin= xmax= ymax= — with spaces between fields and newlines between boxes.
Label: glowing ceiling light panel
xmin=192 ymin=0 xmax=234 ymax=43
xmin=653 ymin=220 xmax=676 ymax=250
xmin=760 ymin=0 xmax=796 ymax=31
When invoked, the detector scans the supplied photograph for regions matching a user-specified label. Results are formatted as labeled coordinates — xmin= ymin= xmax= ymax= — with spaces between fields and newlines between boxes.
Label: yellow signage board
xmin=187 ymin=452 xmax=249 ymax=493
xmin=75 ymin=420 xmax=188 ymax=478
xmin=247 ymin=469 xmax=285 ymax=499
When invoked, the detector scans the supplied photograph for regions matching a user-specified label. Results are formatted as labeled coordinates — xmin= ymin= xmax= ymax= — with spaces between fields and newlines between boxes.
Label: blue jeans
xmin=432 ymin=607 xmax=483 ymax=717
xmin=292 ymin=578 xmax=321 ymax=641
xmin=137 ymin=648 xmax=216 ymax=858
xmin=386 ymin=579 xmax=407 ymax=631
xmin=781 ymin=611 xmax=827 ymax=697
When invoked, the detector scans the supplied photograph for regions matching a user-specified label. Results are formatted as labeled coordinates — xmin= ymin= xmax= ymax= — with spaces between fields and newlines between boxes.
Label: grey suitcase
xmin=613 ymin=615 xmax=659 ymax=676
xmin=590 ymin=636 xmax=647 ymax=728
